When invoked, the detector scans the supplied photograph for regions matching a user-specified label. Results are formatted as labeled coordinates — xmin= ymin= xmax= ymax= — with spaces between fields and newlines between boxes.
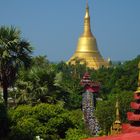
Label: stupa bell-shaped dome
xmin=67 ymin=3 xmax=109 ymax=69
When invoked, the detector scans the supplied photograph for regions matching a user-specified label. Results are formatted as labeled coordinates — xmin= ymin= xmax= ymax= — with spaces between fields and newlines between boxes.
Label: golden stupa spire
xmin=85 ymin=0 xmax=89 ymax=18
xmin=137 ymin=61 xmax=140 ymax=91
xmin=110 ymin=99 xmax=122 ymax=135
xmin=82 ymin=0 xmax=93 ymax=37
xmin=115 ymin=99 xmax=121 ymax=123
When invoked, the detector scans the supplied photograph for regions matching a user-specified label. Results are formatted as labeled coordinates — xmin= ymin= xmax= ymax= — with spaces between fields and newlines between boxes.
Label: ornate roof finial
xmin=115 ymin=99 xmax=120 ymax=122
xmin=137 ymin=61 xmax=140 ymax=91
xmin=110 ymin=99 xmax=122 ymax=135
xmin=82 ymin=0 xmax=93 ymax=37
xmin=86 ymin=0 xmax=88 ymax=8
xmin=85 ymin=0 xmax=89 ymax=19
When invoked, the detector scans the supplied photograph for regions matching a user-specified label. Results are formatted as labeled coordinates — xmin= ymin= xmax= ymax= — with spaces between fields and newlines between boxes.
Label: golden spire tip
xmin=115 ymin=98 xmax=120 ymax=122
xmin=85 ymin=0 xmax=89 ymax=19
xmin=86 ymin=0 xmax=88 ymax=8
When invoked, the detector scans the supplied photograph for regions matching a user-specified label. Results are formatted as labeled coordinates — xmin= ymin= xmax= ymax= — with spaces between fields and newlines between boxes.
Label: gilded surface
xmin=67 ymin=3 xmax=109 ymax=69
xmin=110 ymin=100 xmax=122 ymax=135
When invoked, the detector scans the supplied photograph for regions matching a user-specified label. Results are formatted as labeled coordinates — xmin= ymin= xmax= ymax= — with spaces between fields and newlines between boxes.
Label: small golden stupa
xmin=110 ymin=100 xmax=122 ymax=135
xmin=67 ymin=1 xmax=109 ymax=69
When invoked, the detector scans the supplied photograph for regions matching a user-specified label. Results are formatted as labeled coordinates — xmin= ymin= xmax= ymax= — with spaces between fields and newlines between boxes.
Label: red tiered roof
xmin=122 ymin=124 xmax=140 ymax=133
xmin=130 ymin=102 xmax=140 ymax=110
xmin=80 ymin=72 xmax=100 ymax=93
xmin=134 ymin=92 xmax=140 ymax=100
xmin=127 ymin=112 xmax=140 ymax=121
xmin=83 ymin=124 xmax=140 ymax=140
xmin=83 ymin=132 xmax=140 ymax=140
xmin=127 ymin=91 xmax=140 ymax=122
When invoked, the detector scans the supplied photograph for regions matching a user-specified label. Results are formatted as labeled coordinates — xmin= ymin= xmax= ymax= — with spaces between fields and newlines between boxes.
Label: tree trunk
xmin=3 ymin=86 xmax=8 ymax=107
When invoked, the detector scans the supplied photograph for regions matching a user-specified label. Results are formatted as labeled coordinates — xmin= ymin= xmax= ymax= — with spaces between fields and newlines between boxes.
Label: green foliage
xmin=14 ymin=55 xmax=140 ymax=109
xmin=14 ymin=56 xmax=56 ymax=104
xmin=6 ymin=51 xmax=140 ymax=139
xmin=54 ymin=61 xmax=87 ymax=109
xmin=9 ymin=105 xmax=33 ymax=123
xmin=8 ymin=103 xmax=84 ymax=140
xmin=14 ymin=58 xmax=86 ymax=109
xmin=0 ymin=26 xmax=32 ymax=106
xmin=95 ymin=91 xmax=133 ymax=134
xmin=65 ymin=128 xmax=89 ymax=140
xmin=90 ymin=56 xmax=140 ymax=99
xmin=10 ymin=117 xmax=40 ymax=140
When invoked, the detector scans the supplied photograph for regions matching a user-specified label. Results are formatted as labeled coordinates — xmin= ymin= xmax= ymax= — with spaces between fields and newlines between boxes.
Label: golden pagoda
xmin=67 ymin=2 xmax=109 ymax=69
xmin=110 ymin=100 xmax=122 ymax=135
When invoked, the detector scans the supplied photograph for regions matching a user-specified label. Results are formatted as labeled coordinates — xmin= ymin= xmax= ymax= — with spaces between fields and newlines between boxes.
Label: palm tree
xmin=0 ymin=26 xmax=32 ymax=106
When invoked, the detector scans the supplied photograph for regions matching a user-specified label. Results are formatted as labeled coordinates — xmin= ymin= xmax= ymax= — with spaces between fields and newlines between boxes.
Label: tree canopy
xmin=0 ymin=26 xmax=32 ymax=106
xmin=0 ymin=25 xmax=140 ymax=140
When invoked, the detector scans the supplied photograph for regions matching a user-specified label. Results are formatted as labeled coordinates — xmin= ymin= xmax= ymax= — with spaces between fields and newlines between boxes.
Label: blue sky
xmin=0 ymin=0 xmax=140 ymax=61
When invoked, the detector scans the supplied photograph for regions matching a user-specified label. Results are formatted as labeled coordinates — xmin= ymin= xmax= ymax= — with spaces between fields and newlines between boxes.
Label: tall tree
xmin=0 ymin=26 xmax=32 ymax=106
